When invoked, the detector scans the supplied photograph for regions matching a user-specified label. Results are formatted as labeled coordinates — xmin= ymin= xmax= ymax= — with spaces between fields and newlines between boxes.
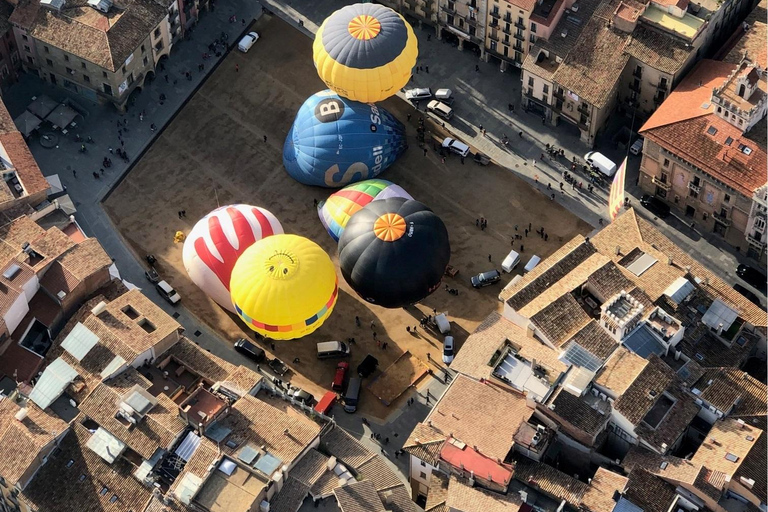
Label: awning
xmin=45 ymin=104 xmax=79 ymax=128
xmin=175 ymin=431 xmax=202 ymax=462
xmin=14 ymin=111 xmax=42 ymax=137
xmin=27 ymin=95 xmax=58 ymax=119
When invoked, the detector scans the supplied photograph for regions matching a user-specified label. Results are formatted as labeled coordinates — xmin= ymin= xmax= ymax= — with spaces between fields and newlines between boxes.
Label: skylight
xmin=707 ymin=126 xmax=718 ymax=135
xmin=725 ymin=453 xmax=739 ymax=462
xmin=724 ymin=136 xmax=733 ymax=146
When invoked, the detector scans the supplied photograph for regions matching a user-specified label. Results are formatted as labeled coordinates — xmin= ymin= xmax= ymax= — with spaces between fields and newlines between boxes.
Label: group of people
xmin=475 ymin=217 xmax=488 ymax=230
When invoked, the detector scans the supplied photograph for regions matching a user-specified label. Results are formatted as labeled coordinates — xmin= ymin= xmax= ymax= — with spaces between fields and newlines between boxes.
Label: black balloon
xmin=338 ymin=198 xmax=450 ymax=308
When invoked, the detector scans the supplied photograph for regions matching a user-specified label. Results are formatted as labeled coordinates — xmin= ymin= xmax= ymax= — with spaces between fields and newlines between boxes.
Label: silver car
xmin=405 ymin=88 xmax=433 ymax=101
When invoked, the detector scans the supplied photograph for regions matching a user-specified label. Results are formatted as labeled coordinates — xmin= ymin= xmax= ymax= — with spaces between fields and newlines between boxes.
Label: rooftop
xmin=162 ymin=338 xmax=237 ymax=384
xmin=0 ymin=102 xmax=49 ymax=205
xmin=402 ymin=422 xmax=445 ymax=466
xmin=690 ymin=418 xmax=763 ymax=477
xmin=514 ymin=459 xmax=589 ymax=506
xmin=640 ymin=4 xmax=705 ymax=40
xmin=624 ymin=24 xmax=695 ymax=74
xmin=723 ymin=0 xmax=766 ymax=68
xmin=440 ymin=438 xmax=514 ymax=486
xmin=623 ymin=468 xmax=678 ymax=512
xmin=613 ymin=354 xmax=675 ymax=425
xmin=580 ymin=467 xmax=629 ymax=512
xmin=545 ymin=387 xmax=610 ymax=436
xmin=10 ymin=0 xmax=167 ymax=72
xmin=445 ymin=475 xmax=524 ymax=511
xmin=22 ymin=422 xmax=153 ymax=512
xmin=691 ymin=367 xmax=767 ymax=415
xmin=334 ymin=480 xmax=386 ymax=512
xmin=595 ymin=347 xmax=648 ymax=395
xmin=426 ymin=374 xmax=533 ymax=461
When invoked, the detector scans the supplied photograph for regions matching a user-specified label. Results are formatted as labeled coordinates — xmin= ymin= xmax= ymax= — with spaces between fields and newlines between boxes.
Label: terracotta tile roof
xmin=445 ymin=475 xmax=523 ymax=511
xmin=546 ymin=387 xmax=610 ymax=436
xmin=163 ymin=338 xmax=235 ymax=384
xmin=580 ymin=467 xmax=628 ymax=512
xmin=322 ymin=425 xmax=376 ymax=469
xmin=624 ymin=25 xmax=694 ymax=74
xmin=168 ymin=435 xmax=219 ymax=495
xmin=624 ymin=468 xmax=677 ymax=512
xmin=591 ymin=210 xmax=766 ymax=327
xmin=595 ymin=347 xmax=647 ymax=395
xmin=552 ymin=18 xmax=629 ymax=108
xmin=427 ymin=374 xmax=533 ymax=461
xmin=221 ymin=365 xmax=263 ymax=397
xmin=402 ymin=422 xmax=445 ymax=466
xmin=677 ymin=326 xmax=757 ymax=369
xmin=614 ymin=355 xmax=676 ymax=425
xmin=77 ymin=368 xmax=186 ymax=459
xmin=378 ymin=485 xmax=422 ymax=512
xmin=57 ymin=238 xmax=112 ymax=281
xmin=635 ymin=384 xmax=700 ymax=452
xmin=39 ymin=260 xmax=80 ymax=296
xmin=30 ymin=227 xmax=75 ymax=264
xmin=502 ymin=237 xmax=592 ymax=307
xmin=690 ymin=418 xmax=763 ymax=477
xmin=450 ymin=312 xmax=567 ymax=381
xmin=0 ymin=341 xmax=43 ymax=383
xmin=426 ymin=471 xmax=450 ymax=512
xmin=289 ymin=448 xmax=330 ymax=488
xmin=270 ymin=476 xmax=310 ymax=512
xmin=623 ymin=446 xmax=703 ymax=485
xmin=733 ymin=428 xmax=766 ymax=504
xmin=567 ymin=321 xmax=618 ymax=361
xmin=0 ymin=216 xmax=45 ymax=250
xmin=22 ymin=423 xmax=153 ymax=512
xmin=11 ymin=0 xmax=166 ymax=72
xmin=334 ymin=480 xmax=386 ymax=512
xmin=514 ymin=459 xmax=589 ymax=506
xmin=0 ymin=102 xmax=49 ymax=200
xmin=215 ymin=394 xmax=321 ymax=465
xmin=311 ymin=469 xmax=343 ymax=497
xmin=585 ymin=262 xmax=635 ymax=303
xmin=723 ymin=0 xmax=767 ymax=68
xmin=531 ymin=293 xmax=592 ymax=347
xmin=356 ymin=455 xmax=403 ymax=491
xmin=692 ymin=368 xmax=767 ymax=415
xmin=0 ymin=399 xmax=68 ymax=486
xmin=693 ymin=467 xmax=728 ymax=501
xmin=505 ymin=0 xmax=537 ymax=10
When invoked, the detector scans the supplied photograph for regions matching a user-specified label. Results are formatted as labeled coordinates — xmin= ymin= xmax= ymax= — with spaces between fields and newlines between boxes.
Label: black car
xmin=640 ymin=194 xmax=671 ymax=219
xmin=733 ymin=284 xmax=762 ymax=307
xmin=357 ymin=354 xmax=379 ymax=378
xmin=736 ymin=264 xmax=767 ymax=292
xmin=470 ymin=270 xmax=501 ymax=288
xmin=234 ymin=338 xmax=265 ymax=362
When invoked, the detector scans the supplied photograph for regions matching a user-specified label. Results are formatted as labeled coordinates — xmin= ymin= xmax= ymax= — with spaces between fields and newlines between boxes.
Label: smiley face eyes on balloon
xmin=283 ymin=268 xmax=289 ymax=275
xmin=269 ymin=265 xmax=275 ymax=272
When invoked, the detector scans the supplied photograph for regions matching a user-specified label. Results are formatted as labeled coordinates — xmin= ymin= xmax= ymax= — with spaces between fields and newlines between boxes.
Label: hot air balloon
xmin=318 ymin=179 xmax=412 ymax=241
xmin=313 ymin=3 xmax=418 ymax=103
xmin=230 ymin=234 xmax=338 ymax=340
xmin=182 ymin=205 xmax=283 ymax=312
xmin=283 ymin=90 xmax=407 ymax=188
xmin=338 ymin=198 xmax=450 ymax=308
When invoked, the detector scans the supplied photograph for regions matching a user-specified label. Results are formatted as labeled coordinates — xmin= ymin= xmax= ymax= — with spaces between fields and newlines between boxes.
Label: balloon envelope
xmin=230 ymin=234 xmax=338 ymax=340
xmin=283 ymin=90 xmax=407 ymax=188
xmin=338 ymin=198 xmax=450 ymax=308
xmin=313 ymin=3 xmax=418 ymax=103
xmin=319 ymin=179 xmax=412 ymax=241
xmin=182 ymin=205 xmax=283 ymax=312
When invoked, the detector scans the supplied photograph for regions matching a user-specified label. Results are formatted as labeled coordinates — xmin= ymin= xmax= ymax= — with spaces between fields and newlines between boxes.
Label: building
xmin=436 ymin=0 xmax=487 ymax=56
xmin=378 ymin=0 xmax=439 ymax=27
xmin=10 ymin=0 xmax=174 ymax=110
xmin=638 ymin=0 xmax=767 ymax=261
xmin=0 ymin=3 xmax=22 ymax=91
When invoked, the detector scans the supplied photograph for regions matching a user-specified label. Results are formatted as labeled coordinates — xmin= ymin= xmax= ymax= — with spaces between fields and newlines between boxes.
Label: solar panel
xmin=701 ymin=299 xmax=738 ymax=331
xmin=238 ymin=445 xmax=259 ymax=465
xmin=204 ymin=421 xmax=232 ymax=443
xmin=254 ymin=452 xmax=282 ymax=476
xmin=623 ymin=325 xmax=665 ymax=359
xmin=61 ymin=323 xmax=100 ymax=362
xmin=560 ymin=342 xmax=602 ymax=372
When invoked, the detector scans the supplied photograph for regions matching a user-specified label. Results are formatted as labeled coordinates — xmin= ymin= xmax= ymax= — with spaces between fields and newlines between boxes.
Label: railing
xmin=656 ymin=81 xmax=667 ymax=90
xmin=514 ymin=31 xmax=524 ymax=40
xmin=688 ymin=181 xmax=701 ymax=194
xmin=652 ymin=176 xmax=671 ymax=190
xmin=633 ymin=68 xmax=642 ymax=79
xmin=503 ymin=15 xmax=512 ymax=22
xmin=489 ymin=20 xmax=499 ymax=28
xmin=629 ymin=82 xmax=641 ymax=93
xmin=489 ymin=32 xmax=499 ymax=41
xmin=502 ymin=25 xmax=512 ymax=34
xmin=514 ymin=43 xmax=524 ymax=52
xmin=653 ymin=93 xmax=665 ymax=104
xmin=747 ymin=233 xmax=766 ymax=248
xmin=577 ymin=103 xmax=590 ymax=115
xmin=490 ymin=10 xmax=501 ymax=18
xmin=515 ymin=20 xmax=525 ymax=29
xmin=713 ymin=211 xmax=731 ymax=226
xmin=554 ymin=89 xmax=564 ymax=100
xmin=442 ymin=3 xmax=457 ymax=14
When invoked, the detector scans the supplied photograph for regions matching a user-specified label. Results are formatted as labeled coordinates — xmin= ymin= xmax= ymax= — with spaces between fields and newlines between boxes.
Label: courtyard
xmin=103 ymin=15 xmax=590 ymax=419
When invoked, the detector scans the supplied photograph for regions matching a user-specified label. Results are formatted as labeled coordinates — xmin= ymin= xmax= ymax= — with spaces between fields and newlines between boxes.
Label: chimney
xmin=667 ymin=256 xmax=674 ymax=266
xmin=615 ymin=245 xmax=621 ymax=256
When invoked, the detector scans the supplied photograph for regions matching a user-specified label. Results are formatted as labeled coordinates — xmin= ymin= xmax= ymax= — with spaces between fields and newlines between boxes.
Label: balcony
xmin=466 ymin=15 xmax=478 ymax=26
xmin=747 ymin=233 xmax=766 ymax=248
xmin=443 ymin=4 xmax=457 ymax=14
xmin=553 ymin=89 xmax=564 ymax=100
xmin=633 ymin=68 xmax=642 ymax=79
xmin=503 ymin=14 xmax=512 ymax=23
xmin=656 ymin=81 xmax=667 ymax=90
xmin=688 ymin=181 xmax=701 ymax=194
xmin=713 ymin=211 xmax=731 ymax=226
xmin=577 ymin=103 xmax=590 ymax=115
xmin=489 ymin=32 xmax=499 ymax=41
xmin=653 ymin=93 xmax=665 ymax=104
xmin=515 ymin=20 xmax=525 ymax=29
xmin=514 ymin=43 xmax=524 ymax=52
xmin=489 ymin=20 xmax=499 ymax=28
xmin=502 ymin=25 xmax=512 ymax=34
xmin=490 ymin=10 xmax=501 ymax=18
xmin=514 ymin=31 xmax=525 ymax=40
xmin=629 ymin=82 xmax=641 ymax=93
xmin=652 ymin=176 xmax=671 ymax=190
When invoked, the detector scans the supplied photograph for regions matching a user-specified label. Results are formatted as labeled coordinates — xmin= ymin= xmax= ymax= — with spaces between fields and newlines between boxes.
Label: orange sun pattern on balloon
xmin=348 ymin=14 xmax=381 ymax=40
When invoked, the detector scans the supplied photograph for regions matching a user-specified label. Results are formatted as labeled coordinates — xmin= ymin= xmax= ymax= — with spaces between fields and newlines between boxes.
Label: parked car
xmin=268 ymin=358 xmax=289 ymax=376
xmin=405 ymin=88 xmax=433 ymax=101
xmin=156 ymin=280 xmax=181 ymax=304
xmin=234 ymin=338 xmax=265 ymax=362
xmin=435 ymin=88 xmax=455 ymax=105
xmin=584 ymin=151 xmax=618 ymax=177
xmin=332 ymin=362 xmax=349 ymax=391
xmin=441 ymin=137 xmax=469 ymax=157
xmin=630 ymin=138 xmax=644 ymax=156
xmin=442 ymin=336 xmax=455 ymax=364
xmin=428 ymin=100 xmax=453 ymax=120
xmin=237 ymin=32 xmax=259 ymax=52
xmin=640 ymin=194 xmax=671 ymax=219
xmin=736 ymin=264 xmax=767 ymax=292
xmin=357 ymin=354 xmax=379 ymax=378
xmin=289 ymin=388 xmax=314 ymax=405
xmin=470 ymin=269 xmax=501 ymax=288
xmin=733 ymin=283 xmax=762 ymax=307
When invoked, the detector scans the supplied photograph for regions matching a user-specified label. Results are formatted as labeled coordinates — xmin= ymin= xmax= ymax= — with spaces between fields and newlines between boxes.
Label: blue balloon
xmin=283 ymin=90 xmax=408 ymax=188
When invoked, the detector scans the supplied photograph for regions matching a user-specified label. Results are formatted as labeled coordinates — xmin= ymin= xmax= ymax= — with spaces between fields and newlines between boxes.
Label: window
xmin=46 ymin=58 xmax=53 ymax=66
xmin=660 ymin=172 xmax=668 ymax=183
xmin=663 ymin=158 xmax=670 ymax=167
xmin=141 ymin=44 xmax=146 ymax=54
xmin=64 ymin=54 xmax=69 ymax=61
xmin=81 ymin=62 xmax=86 ymax=69
xmin=518 ymin=16 xmax=523 ymax=24
xmin=707 ymin=125 xmax=718 ymax=135
xmin=103 ymin=83 xmax=113 ymax=95
xmin=102 ymin=71 xmax=108 ymax=78
xmin=543 ymin=84 xmax=549 ymax=94
xmin=420 ymin=472 xmax=427 ymax=479
xmin=66 ymin=67 xmax=73 ymax=75
xmin=725 ymin=453 xmax=739 ymax=462
xmin=121 ymin=65 xmax=126 ymax=75
xmin=44 ymin=46 xmax=49 ymax=53
xmin=109 ymin=495 xmax=118 ymax=504
xmin=24 ymin=45 xmax=31 ymax=52
xmin=100 ymin=487 xmax=109 ymax=496
xmin=420 ymin=460 xmax=426 ymax=466
xmin=154 ymin=27 xmax=161 ymax=38
xmin=143 ymin=56 xmax=148 ymax=66
xmin=78 ymin=474 xmax=86 ymax=482
xmin=66 ymin=459 xmax=74 ymax=468
xmin=530 ymin=22 xmax=536 ymax=32
xmin=724 ymin=136 xmax=733 ymax=146
xmin=83 ymin=75 xmax=90 ymax=83
xmin=528 ymin=76 xmax=534 ymax=87
xmin=138 ymin=319 xmax=156 ymax=333
xmin=724 ymin=193 xmax=730 ymax=203
xmin=22 ymin=34 xmax=28 ymax=41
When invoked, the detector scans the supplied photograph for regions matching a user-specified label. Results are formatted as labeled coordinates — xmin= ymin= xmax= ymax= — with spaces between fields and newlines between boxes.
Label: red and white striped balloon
xmin=182 ymin=205 xmax=283 ymax=311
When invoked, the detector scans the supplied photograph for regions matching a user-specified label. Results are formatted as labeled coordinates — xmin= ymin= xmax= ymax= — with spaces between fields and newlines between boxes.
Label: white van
xmin=427 ymin=100 xmax=453 ymax=120
xmin=434 ymin=313 xmax=450 ymax=334
xmin=524 ymin=255 xmax=541 ymax=273
xmin=501 ymin=249 xmax=521 ymax=273
xmin=237 ymin=32 xmax=259 ymax=53
xmin=316 ymin=341 xmax=350 ymax=359
xmin=584 ymin=151 xmax=618 ymax=177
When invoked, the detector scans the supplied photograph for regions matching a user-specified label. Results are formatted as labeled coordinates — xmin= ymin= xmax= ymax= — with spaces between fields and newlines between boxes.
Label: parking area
xmin=104 ymin=15 xmax=590 ymax=419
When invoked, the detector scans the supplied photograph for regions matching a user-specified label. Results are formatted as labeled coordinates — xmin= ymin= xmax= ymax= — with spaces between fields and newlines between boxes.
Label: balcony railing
xmin=443 ymin=4 xmax=457 ymax=14
xmin=688 ymin=181 xmax=701 ymax=194
xmin=502 ymin=26 xmax=512 ymax=34
xmin=515 ymin=20 xmax=525 ymax=29
xmin=747 ymin=233 xmax=766 ymax=248
xmin=514 ymin=31 xmax=524 ymax=40
xmin=656 ymin=81 xmax=667 ymax=90
xmin=629 ymin=82 xmax=641 ymax=93
xmin=489 ymin=20 xmax=499 ymax=28
xmin=490 ymin=10 xmax=501 ymax=18
xmin=554 ymin=89 xmax=564 ymax=100
xmin=577 ymin=103 xmax=590 ymax=115
xmin=713 ymin=211 xmax=731 ymax=226
xmin=633 ymin=69 xmax=642 ymax=79
xmin=653 ymin=93 xmax=665 ymax=104
xmin=513 ymin=43 xmax=524 ymax=52
xmin=503 ymin=14 xmax=512 ymax=22
xmin=652 ymin=176 xmax=671 ymax=190
xmin=489 ymin=32 xmax=499 ymax=41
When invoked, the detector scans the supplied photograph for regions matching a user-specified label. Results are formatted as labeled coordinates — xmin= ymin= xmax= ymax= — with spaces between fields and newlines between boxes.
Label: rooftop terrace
xmin=641 ymin=5 xmax=705 ymax=40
